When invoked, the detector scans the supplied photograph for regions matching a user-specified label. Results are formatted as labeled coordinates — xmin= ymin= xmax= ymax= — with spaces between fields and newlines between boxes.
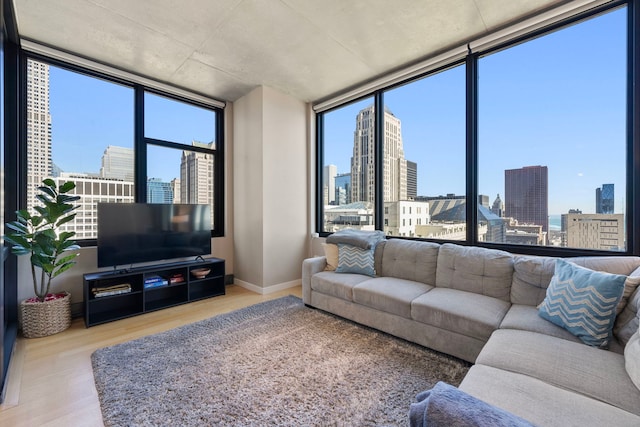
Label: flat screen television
xmin=97 ymin=203 xmax=212 ymax=268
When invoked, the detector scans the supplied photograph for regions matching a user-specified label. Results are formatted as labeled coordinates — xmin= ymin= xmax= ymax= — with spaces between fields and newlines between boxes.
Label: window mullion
xmin=374 ymin=91 xmax=384 ymax=231
xmin=466 ymin=52 xmax=479 ymax=244
xmin=134 ymin=85 xmax=146 ymax=203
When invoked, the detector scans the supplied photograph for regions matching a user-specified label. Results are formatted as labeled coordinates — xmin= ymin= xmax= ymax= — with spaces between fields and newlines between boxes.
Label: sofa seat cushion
xmin=476 ymin=329 xmax=640 ymax=415
xmin=460 ymin=364 xmax=640 ymax=427
xmin=501 ymin=304 xmax=625 ymax=354
xmin=352 ymin=277 xmax=433 ymax=318
xmin=411 ymin=288 xmax=511 ymax=341
xmin=501 ymin=304 xmax=583 ymax=342
xmin=310 ymin=271 xmax=371 ymax=301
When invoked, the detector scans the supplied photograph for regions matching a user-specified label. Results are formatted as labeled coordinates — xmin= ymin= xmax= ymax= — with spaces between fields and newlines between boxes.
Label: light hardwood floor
xmin=0 ymin=284 xmax=303 ymax=427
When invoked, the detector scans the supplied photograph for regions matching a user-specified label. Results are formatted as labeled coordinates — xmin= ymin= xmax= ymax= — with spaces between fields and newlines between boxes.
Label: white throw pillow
xmin=625 ymin=326 xmax=640 ymax=391
xmin=322 ymin=243 xmax=339 ymax=271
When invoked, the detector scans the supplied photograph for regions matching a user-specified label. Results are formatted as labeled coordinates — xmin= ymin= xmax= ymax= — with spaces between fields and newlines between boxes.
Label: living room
xmin=1 ymin=0 xmax=639 ymax=425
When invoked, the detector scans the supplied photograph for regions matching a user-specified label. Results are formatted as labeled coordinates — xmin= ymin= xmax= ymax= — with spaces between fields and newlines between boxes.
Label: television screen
xmin=97 ymin=203 xmax=212 ymax=268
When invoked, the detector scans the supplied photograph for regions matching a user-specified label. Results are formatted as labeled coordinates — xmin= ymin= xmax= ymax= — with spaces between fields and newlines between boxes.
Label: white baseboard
xmin=234 ymin=278 xmax=301 ymax=295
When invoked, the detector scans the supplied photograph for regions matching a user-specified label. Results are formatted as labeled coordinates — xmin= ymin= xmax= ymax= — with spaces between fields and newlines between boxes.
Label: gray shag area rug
xmin=92 ymin=296 xmax=470 ymax=426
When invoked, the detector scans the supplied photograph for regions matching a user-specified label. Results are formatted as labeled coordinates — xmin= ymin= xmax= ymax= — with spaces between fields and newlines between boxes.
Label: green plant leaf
xmin=55 ymin=215 xmax=76 ymax=228
xmin=51 ymin=263 xmax=75 ymax=279
xmin=6 ymin=221 xmax=29 ymax=234
xmin=15 ymin=209 xmax=32 ymax=221
xmin=57 ymin=230 xmax=76 ymax=241
xmin=55 ymin=253 xmax=78 ymax=267
xmin=36 ymin=192 xmax=55 ymax=205
xmin=58 ymin=181 xmax=76 ymax=193
xmin=33 ymin=205 xmax=47 ymax=217
xmin=42 ymin=178 xmax=56 ymax=188
xmin=9 ymin=178 xmax=81 ymax=291
xmin=4 ymin=233 xmax=30 ymax=248
xmin=37 ymin=185 xmax=56 ymax=199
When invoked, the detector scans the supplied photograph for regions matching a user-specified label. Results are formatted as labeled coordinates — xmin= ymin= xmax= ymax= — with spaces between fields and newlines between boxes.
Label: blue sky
xmin=323 ymin=6 xmax=627 ymax=215
xmin=49 ymin=72 xmax=215 ymax=182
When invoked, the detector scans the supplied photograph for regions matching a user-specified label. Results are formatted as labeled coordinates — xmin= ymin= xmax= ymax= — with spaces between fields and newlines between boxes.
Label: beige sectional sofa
xmin=302 ymin=239 xmax=640 ymax=426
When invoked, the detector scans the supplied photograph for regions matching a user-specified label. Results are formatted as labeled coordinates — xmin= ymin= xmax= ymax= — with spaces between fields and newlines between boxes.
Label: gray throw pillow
xmin=625 ymin=326 xmax=640 ymax=391
xmin=614 ymin=287 xmax=640 ymax=345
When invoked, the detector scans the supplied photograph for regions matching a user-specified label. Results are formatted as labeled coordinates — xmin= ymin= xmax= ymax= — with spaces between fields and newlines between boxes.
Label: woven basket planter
xmin=20 ymin=291 xmax=71 ymax=338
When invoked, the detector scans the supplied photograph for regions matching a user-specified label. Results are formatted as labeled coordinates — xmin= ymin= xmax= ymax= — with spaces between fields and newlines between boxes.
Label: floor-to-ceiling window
xmin=23 ymin=57 xmax=225 ymax=243
xmin=316 ymin=2 xmax=636 ymax=256
xmin=144 ymin=92 xmax=223 ymax=232
xmin=383 ymin=65 xmax=466 ymax=239
xmin=26 ymin=59 xmax=135 ymax=240
xmin=1 ymin=0 xmax=19 ymax=402
xmin=320 ymin=96 xmax=375 ymax=233
xmin=478 ymin=7 xmax=627 ymax=251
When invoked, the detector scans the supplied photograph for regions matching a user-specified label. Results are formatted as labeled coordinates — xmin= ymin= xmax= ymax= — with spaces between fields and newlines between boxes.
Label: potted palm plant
xmin=5 ymin=178 xmax=80 ymax=338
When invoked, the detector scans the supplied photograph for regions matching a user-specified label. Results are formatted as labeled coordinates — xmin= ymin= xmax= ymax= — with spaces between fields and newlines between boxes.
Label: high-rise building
xmin=171 ymin=178 xmax=181 ymax=203
xmin=561 ymin=211 xmax=624 ymax=251
xmin=596 ymin=183 xmax=614 ymax=214
xmin=100 ymin=146 xmax=134 ymax=181
xmin=334 ymin=173 xmax=351 ymax=205
xmin=26 ymin=59 xmax=52 ymax=211
xmin=406 ymin=160 xmax=417 ymax=200
xmin=147 ymin=178 xmax=173 ymax=203
xmin=181 ymin=141 xmax=214 ymax=227
xmin=54 ymin=173 xmax=135 ymax=239
xmin=491 ymin=194 xmax=504 ymax=217
xmin=350 ymin=105 xmax=407 ymax=203
xmin=323 ymin=164 xmax=337 ymax=205
xmin=505 ymin=165 xmax=548 ymax=236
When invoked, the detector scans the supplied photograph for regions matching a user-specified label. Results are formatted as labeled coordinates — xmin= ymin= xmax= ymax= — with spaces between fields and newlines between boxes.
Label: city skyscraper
xmin=491 ymin=194 xmax=504 ymax=217
xmin=596 ymin=183 xmax=614 ymax=214
xmin=323 ymin=164 xmax=337 ymax=205
xmin=181 ymin=141 xmax=215 ymax=226
xmin=100 ymin=145 xmax=134 ymax=181
xmin=26 ymin=60 xmax=52 ymax=210
xmin=334 ymin=173 xmax=351 ymax=205
xmin=505 ymin=165 xmax=548 ymax=235
xmin=406 ymin=160 xmax=417 ymax=200
xmin=147 ymin=178 xmax=174 ymax=203
xmin=171 ymin=178 xmax=181 ymax=203
xmin=350 ymin=105 xmax=406 ymax=203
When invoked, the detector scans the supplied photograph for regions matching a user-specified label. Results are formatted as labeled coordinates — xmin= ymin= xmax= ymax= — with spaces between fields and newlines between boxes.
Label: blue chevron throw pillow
xmin=538 ymin=259 xmax=626 ymax=348
xmin=335 ymin=244 xmax=376 ymax=276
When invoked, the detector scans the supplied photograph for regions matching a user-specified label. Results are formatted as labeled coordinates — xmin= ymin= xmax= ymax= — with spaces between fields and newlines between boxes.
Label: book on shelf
xmin=144 ymin=276 xmax=169 ymax=289
xmin=92 ymin=283 xmax=132 ymax=298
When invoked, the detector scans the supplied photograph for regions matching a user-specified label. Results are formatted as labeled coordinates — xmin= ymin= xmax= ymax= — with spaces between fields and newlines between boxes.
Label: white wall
xmin=232 ymin=87 xmax=264 ymax=287
xmin=262 ymin=87 xmax=307 ymax=287
xmin=233 ymin=86 xmax=309 ymax=293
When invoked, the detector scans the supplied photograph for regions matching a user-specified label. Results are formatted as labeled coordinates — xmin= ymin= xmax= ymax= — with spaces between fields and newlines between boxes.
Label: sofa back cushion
xmin=615 ymin=286 xmax=640 ymax=345
xmin=511 ymin=255 xmax=556 ymax=306
xmin=378 ymin=239 xmax=440 ymax=286
xmin=435 ymin=243 xmax=513 ymax=301
xmin=512 ymin=255 xmax=640 ymax=307
xmin=626 ymin=327 xmax=640 ymax=391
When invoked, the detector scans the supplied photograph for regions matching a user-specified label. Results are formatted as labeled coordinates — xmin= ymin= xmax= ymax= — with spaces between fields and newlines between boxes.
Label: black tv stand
xmin=83 ymin=258 xmax=225 ymax=327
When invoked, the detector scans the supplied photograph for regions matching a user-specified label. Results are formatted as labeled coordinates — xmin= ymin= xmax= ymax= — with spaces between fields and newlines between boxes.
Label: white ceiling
xmin=13 ymin=0 xmax=567 ymax=103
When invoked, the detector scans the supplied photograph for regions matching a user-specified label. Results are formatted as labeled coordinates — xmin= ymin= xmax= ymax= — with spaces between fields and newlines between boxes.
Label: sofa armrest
xmin=302 ymin=256 xmax=327 ymax=304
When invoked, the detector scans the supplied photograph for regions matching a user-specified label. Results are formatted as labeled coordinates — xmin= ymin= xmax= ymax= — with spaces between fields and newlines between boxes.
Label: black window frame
xmin=20 ymin=53 xmax=225 ymax=246
xmin=316 ymin=0 xmax=640 ymax=257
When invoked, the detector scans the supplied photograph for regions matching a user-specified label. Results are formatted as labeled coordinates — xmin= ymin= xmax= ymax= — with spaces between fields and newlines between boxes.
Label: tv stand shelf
xmin=83 ymin=258 xmax=225 ymax=327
